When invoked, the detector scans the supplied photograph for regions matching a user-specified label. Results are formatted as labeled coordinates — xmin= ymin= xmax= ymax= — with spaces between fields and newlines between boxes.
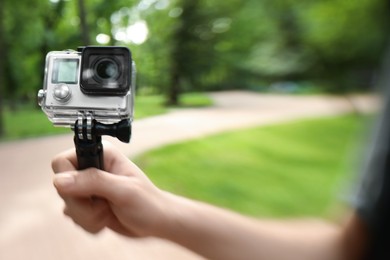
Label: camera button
xmin=37 ymin=89 xmax=46 ymax=106
xmin=53 ymin=84 xmax=71 ymax=102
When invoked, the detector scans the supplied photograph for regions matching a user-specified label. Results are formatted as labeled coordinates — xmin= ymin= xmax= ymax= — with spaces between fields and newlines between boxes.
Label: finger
xmin=106 ymin=215 xmax=139 ymax=237
xmin=51 ymin=142 xmax=120 ymax=173
xmin=52 ymin=148 xmax=78 ymax=173
xmin=52 ymin=141 xmax=130 ymax=174
xmin=62 ymin=197 xmax=139 ymax=237
xmin=100 ymin=142 xmax=141 ymax=176
xmin=51 ymin=141 xmax=136 ymax=176
xmin=53 ymin=168 xmax=129 ymax=203
xmin=63 ymin=197 xmax=112 ymax=234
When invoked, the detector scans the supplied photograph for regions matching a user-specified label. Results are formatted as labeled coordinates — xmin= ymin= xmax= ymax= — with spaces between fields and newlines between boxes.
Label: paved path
xmin=0 ymin=91 xmax=378 ymax=260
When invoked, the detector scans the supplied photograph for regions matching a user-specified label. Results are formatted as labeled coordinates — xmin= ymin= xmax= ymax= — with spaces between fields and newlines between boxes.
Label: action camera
xmin=38 ymin=46 xmax=136 ymax=170
xmin=38 ymin=46 xmax=135 ymax=126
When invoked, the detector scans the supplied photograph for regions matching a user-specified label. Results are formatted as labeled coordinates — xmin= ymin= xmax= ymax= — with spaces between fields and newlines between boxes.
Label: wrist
xmin=153 ymin=192 xmax=245 ymax=259
xmin=154 ymin=191 xmax=196 ymax=240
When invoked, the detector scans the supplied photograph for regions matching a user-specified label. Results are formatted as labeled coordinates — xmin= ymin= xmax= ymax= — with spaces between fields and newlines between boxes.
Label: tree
xmin=167 ymin=0 xmax=228 ymax=104
xmin=38 ymin=0 xmax=67 ymax=92
xmin=0 ymin=0 xmax=388 ymax=116
xmin=0 ymin=0 xmax=5 ymax=137
xmin=227 ymin=0 xmax=389 ymax=91
xmin=3 ymin=0 xmax=52 ymax=101
xmin=77 ymin=0 xmax=91 ymax=45
xmin=297 ymin=0 xmax=389 ymax=91
xmin=168 ymin=1 xmax=203 ymax=105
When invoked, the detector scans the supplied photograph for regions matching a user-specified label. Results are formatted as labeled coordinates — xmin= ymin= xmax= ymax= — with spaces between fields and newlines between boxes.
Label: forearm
xmin=159 ymin=193 xmax=344 ymax=260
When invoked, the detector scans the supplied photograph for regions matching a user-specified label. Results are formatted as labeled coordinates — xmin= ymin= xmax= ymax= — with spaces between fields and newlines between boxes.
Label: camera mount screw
xmin=73 ymin=112 xmax=131 ymax=170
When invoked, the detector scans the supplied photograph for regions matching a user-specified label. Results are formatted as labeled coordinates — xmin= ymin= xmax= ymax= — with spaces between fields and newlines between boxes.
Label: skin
xmin=52 ymin=142 xmax=368 ymax=260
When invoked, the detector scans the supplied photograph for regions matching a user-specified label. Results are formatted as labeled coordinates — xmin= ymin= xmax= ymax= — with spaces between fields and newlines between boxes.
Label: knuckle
xmin=85 ymin=225 xmax=104 ymax=234
xmin=66 ymin=209 xmax=107 ymax=234
xmin=72 ymin=217 xmax=104 ymax=234
xmin=85 ymin=168 xmax=105 ymax=183
xmin=51 ymin=155 xmax=62 ymax=173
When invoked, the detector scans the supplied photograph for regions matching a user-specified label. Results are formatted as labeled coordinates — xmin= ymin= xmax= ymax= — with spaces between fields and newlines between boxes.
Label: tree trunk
xmin=167 ymin=66 xmax=180 ymax=106
xmin=0 ymin=0 xmax=6 ymax=137
xmin=77 ymin=0 xmax=90 ymax=45
xmin=168 ymin=1 xmax=200 ymax=106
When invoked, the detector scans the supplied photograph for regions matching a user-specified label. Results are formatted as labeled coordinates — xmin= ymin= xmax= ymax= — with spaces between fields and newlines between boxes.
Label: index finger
xmin=52 ymin=147 xmax=78 ymax=173
xmin=51 ymin=141 xmax=133 ymax=174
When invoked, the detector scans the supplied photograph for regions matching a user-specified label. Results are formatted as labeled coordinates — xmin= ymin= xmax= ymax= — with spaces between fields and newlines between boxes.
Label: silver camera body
xmin=38 ymin=46 xmax=135 ymax=127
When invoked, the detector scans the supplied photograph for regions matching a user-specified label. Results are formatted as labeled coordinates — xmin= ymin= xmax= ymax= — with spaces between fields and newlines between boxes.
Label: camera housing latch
xmin=73 ymin=112 xmax=131 ymax=170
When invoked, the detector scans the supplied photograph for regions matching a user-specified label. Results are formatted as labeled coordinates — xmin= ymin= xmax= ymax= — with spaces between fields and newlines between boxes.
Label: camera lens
xmin=94 ymin=59 xmax=119 ymax=80
xmin=80 ymin=46 xmax=131 ymax=96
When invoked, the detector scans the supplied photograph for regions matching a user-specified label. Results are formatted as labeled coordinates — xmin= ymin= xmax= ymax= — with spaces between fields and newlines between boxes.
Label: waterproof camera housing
xmin=38 ymin=46 xmax=135 ymax=126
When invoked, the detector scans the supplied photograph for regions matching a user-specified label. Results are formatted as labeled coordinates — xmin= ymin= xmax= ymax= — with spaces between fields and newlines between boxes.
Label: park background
xmin=0 ymin=0 xmax=389 ymax=259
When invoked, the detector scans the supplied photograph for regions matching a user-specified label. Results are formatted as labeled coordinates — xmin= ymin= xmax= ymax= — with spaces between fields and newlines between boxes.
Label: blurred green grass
xmin=135 ymin=114 xmax=368 ymax=218
xmin=3 ymin=107 xmax=70 ymax=140
xmin=1 ymin=92 xmax=212 ymax=141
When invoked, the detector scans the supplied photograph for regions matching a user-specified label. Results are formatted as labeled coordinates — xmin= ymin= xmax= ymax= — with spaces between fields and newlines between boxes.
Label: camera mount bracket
xmin=73 ymin=112 xmax=131 ymax=170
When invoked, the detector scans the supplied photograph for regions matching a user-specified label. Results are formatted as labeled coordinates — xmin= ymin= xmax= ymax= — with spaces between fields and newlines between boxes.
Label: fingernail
xmin=54 ymin=174 xmax=75 ymax=188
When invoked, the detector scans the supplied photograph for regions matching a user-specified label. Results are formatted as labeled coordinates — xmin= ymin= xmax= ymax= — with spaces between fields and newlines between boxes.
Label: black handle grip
xmin=72 ymin=117 xmax=131 ymax=170
xmin=74 ymin=135 xmax=104 ymax=170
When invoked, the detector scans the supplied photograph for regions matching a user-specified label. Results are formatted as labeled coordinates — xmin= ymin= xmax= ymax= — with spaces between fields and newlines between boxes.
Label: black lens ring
xmin=92 ymin=57 xmax=122 ymax=83
xmin=80 ymin=46 xmax=131 ymax=96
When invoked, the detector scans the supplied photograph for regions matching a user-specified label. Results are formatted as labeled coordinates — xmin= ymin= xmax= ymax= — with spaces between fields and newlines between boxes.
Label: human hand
xmin=51 ymin=142 xmax=172 ymax=237
xmin=52 ymin=141 xmax=355 ymax=260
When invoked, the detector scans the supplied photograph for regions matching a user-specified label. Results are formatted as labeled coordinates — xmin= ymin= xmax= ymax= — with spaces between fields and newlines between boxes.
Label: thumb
xmin=53 ymin=169 xmax=122 ymax=200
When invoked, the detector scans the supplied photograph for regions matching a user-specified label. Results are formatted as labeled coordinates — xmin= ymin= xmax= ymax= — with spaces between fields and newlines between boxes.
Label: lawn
xmin=135 ymin=114 xmax=369 ymax=218
xmin=1 ymin=92 xmax=212 ymax=141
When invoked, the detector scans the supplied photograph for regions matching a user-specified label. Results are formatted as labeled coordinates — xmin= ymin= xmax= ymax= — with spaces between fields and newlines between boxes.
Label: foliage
xmin=0 ymin=0 xmax=388 ymax=135
xmin=135 ymin=114 xmax=367 ymax=217
xmin=2 ymin=0 xmax=386 ymax=98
